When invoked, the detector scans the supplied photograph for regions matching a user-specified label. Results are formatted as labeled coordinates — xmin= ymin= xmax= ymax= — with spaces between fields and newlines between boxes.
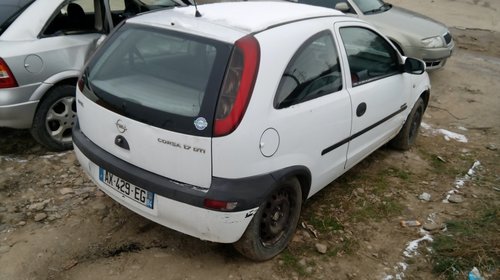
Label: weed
xmin=279 ymin=249 xmax=307 ymax=276
xmin=307 ymin=216 xmax=343 ymax=233
xmin=352 ymin=198 xmax=403 ymax=221
xmin=326 ymin=237 xmax=359 ymax=257
xmin=431 ymin=205 xmax=500 ymax=279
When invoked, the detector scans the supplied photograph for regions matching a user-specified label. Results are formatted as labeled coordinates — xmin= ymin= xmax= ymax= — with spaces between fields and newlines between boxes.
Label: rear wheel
xmin=234 ymin=178 xmax=302 ymax=261
xmin=390 ymin=97 xmax=425 ymax=150
xmin=31 ymin=85 xmax=77 ymax=151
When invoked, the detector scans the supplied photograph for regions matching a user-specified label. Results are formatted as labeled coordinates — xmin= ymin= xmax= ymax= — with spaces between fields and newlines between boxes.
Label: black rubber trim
xmin=73 ymin=122 xmax=309 ymax=212
xmin=321 ymin=103 xmax=407 ymax=155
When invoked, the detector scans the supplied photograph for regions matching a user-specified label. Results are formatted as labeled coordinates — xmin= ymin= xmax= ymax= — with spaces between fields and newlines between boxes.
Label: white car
xmin=73 ymin=1 xmax=430 ymax=260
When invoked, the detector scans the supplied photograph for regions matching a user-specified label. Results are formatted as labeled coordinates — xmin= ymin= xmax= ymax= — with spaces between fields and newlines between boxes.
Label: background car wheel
xmin=390 ymin=97 xmax=425 ymax=150
xmin=234 ymin=178 xmax=302 ymax=261
xmin=31 ymin=85 xmax=77 ymax=151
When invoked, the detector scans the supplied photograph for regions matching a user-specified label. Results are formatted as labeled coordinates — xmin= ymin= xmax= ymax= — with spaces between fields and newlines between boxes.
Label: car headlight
xmin=421 ymin=36 xmax=444 ymax=48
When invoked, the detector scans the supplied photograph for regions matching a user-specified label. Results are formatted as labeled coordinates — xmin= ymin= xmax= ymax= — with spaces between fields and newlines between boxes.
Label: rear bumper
xmin=0 ymin=83 xmax=41 ymax=128
xmin=73 ymin=122 xmax=284 ymax=242
xmin=0 ymin=100 xmax=38 ymax=128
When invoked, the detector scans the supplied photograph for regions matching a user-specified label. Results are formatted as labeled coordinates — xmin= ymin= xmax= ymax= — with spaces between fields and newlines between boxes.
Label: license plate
xmin=98 ymin=167 xmax=154 ymax=209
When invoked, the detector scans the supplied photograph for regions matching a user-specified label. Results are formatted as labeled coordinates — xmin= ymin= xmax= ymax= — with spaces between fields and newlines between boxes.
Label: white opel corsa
xmin=74 ymin=1 xmax=431 ymax=260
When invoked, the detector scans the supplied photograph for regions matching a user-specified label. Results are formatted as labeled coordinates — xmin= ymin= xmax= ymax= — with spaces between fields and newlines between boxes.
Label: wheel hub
xmin=45 ymin=96 xmax=76 ymax=144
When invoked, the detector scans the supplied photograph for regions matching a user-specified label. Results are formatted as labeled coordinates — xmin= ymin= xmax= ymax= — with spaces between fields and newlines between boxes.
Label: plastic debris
xmin=468 ymin=267 xmax=484 ymax=280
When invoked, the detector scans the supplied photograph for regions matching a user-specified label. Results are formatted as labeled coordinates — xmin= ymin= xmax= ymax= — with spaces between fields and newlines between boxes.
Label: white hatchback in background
xmin=73 ymin=1 xmax=431 ymax=260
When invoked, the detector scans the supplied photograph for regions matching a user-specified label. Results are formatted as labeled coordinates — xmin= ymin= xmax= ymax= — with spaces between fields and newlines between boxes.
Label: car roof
xmin=128 ymin=1 xmax=344 ymax=42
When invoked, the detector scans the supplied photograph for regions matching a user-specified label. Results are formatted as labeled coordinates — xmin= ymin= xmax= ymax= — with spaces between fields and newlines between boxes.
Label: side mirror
xmin=404 ymin=57 xmax=426 ymax=75
xmin=335 ymin=2 xmax=350 ymax=13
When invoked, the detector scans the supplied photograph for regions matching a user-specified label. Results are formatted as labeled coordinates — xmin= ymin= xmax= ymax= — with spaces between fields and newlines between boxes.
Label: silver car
xmin=0 ymin=0 xmax=182 ymax=151
xmin=296 ymin=0 xmax=454 ymax=70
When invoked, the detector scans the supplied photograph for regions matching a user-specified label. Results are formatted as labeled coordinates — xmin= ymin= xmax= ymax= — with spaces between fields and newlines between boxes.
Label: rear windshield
xmin=84 ymin=24 xmax=232 ymax=136
xmin=0 ymin=0 xmax=34 ymax=35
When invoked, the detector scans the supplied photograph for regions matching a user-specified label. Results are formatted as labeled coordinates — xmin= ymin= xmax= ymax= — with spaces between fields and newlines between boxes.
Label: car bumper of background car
xmin=405 ymin=41 xmax=454 ymax=70
xmin=72 ymin=123 xmax=260 ymax=243
xmin=0 ymin=83 xmax=41 ymax=128
xmin=0 ymin=100 xmax=38 ymax=128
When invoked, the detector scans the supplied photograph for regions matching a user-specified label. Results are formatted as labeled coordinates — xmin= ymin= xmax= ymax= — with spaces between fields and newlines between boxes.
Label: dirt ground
xmin=1 ymin=0 xmax=499 ymax=279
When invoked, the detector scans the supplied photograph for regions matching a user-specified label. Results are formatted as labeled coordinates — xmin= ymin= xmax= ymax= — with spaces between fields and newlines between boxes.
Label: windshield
xmin=84 ymin=24 xmax=231 ymax=136
xmin=352 ymin=0 xmax=391 ymax=14
xmin=0 ymin=0 xmax=35 ymax=35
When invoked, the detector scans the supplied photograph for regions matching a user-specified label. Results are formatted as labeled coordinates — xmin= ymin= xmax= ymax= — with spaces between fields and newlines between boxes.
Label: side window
xmin=339 ymin=27 xmax=399 ymax=86
xmin=274 ymin=31 xmax=342 ymax=109
xmin=43 ymin=0 xmax=99 ymax=36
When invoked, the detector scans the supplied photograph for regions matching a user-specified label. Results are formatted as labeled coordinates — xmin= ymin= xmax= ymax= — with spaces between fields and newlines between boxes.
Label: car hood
xmin=363 ymin=6 xmax=448 ymax=42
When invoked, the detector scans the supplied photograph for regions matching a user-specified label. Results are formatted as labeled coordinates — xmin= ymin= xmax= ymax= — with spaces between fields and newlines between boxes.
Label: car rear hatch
xmin=77 ymin=23 xmax=234 ymax=189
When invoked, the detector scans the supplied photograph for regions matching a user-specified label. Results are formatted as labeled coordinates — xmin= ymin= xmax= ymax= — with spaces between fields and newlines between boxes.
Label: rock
xmin=423 ymin=223 xmax=445 ymax=232
xmin=34 ymin=213 xmax=48 ymax=222
xmin=298 ymin=258 xmax=307 ymax=267
xmin=306 ymin=267 xmax=313 ymax=274
xmin=0 ymin=245 xmax=10 ymax=254
xmin=486 ymin=144 xmax=497 ymax=151
xmin=28 ymin=202 xmax=46 ymax=211
xmin=449 ymin=194 xmax=464 ymax=203
xmin=17 ymin=221 xmax=26 ymax=226
xmin=73 ymin=178 xmax=85 ymax=185
xmin=39 ymin=179 xmax=52 ymax=186
xmin=59 ymin=188 xmax=74 ymax=195
xmin=315 ymin=243 xmax=327 ymax=254
xmin=75 ymin=187 xmax=95 ymax=195
xmin=95 ymin=190 xmax=105 ymax=197
xmin=418 ymin=192 xmax=431 ymax=201
xmin=0 ymin=207 xmax=6 ymax=213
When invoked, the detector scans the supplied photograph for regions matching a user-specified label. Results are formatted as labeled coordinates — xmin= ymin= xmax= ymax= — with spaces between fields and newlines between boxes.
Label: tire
xmin=31 ymin=85 xmax=77 ymax=151
xmin=234 ymin=178 xmax=302 ymax=261
xmin=390 ymin=98 xmax=425 ymax=150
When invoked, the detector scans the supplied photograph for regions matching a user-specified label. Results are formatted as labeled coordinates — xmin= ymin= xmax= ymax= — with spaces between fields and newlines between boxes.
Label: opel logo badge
xmin=115 ymin=119 xmax=127 ymax=133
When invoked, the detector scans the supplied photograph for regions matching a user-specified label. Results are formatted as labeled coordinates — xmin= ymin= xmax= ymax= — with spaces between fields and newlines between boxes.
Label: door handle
xmin=356 ymin=102 xmax=367 ymax=117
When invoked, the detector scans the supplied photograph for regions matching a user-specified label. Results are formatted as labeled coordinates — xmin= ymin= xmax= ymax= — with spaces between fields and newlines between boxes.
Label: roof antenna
xmin=192 ymin=0 xmax=202 ymax=17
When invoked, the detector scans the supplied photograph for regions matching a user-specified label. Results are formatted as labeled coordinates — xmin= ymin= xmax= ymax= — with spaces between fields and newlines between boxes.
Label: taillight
xmin=204 ymin=199 xmax=238 ymax=211
xmin=0 ymin=58 xmax=18 ymax=89
xmin=213 ymin=35 xmax=260 ymax=137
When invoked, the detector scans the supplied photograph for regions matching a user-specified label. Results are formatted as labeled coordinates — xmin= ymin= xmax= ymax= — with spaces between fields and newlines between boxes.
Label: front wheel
xmin=390 ymin=97 xmax=425 ymax=150
xmin=233 ymin=178 xmax=302 ymax=261
xmin=30 ymin=85 xmax=77 ymax=151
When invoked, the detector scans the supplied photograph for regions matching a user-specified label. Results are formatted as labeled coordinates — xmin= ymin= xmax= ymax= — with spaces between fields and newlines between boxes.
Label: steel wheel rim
xmin=409 ymin=106 xmax=423 ymax=143
xmin=45 ymin=96 xmax=76 ymax=143
xmin=260 ymin=188 xmax=296 ymax=247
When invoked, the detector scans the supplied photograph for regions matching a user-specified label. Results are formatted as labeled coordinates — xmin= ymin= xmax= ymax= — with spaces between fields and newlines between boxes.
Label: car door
xmin=25 ymin=0 xmax=108 ymax=85
xmin=270 ymin=29 xmax=352 ymax=197
xmin=334 ymin=22 xmax=411 ymax=169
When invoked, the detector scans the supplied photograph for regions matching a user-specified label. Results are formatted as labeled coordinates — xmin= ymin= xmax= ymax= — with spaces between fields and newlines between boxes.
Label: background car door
xmin=25 ymin=0 xmax=107 ymax=84
xmin=334 ymin=22 xmax=411 ymax=169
